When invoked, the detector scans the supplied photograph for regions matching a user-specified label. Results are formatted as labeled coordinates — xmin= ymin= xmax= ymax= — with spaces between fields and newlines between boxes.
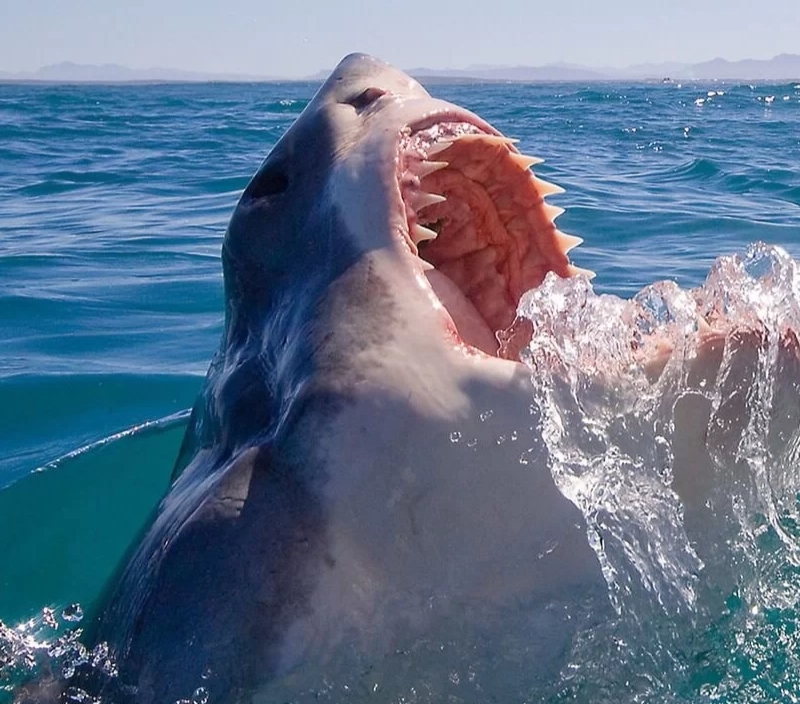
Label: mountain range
xmin=0 ymin=62 xmax=274 ymax=83
xmin=2 ymin=54 xmax=800 ymax=83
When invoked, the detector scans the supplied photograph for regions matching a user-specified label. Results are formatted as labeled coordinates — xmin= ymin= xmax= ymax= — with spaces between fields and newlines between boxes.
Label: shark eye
xmin=243 ymin=164 xmax=289 ymax=201
xmin=347 ymin=87 xmax=386 ymax=110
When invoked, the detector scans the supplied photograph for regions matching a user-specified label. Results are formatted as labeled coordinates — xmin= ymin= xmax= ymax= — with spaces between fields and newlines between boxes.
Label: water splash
xmin=0 ymin=605 xmax=116 ymax=703
xmin=515 ymin=242 xmax=800 ymax=702
xmin=518 ymin=272 xmax=701 ymax=614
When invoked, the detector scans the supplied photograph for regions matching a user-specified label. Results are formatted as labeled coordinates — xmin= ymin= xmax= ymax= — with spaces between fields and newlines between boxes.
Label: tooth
xmin=410 ymin=160 xmax=448 ymax=179
xmin=412 ymin=192 xmax=446 ymax=210
xmin=567 ymin=264 xmax=596 ymax=279
xmin=534 ymin=177 xmax=565 ymax=196
xmin=427 ymin=141 xmax=454 ymax=157
xmin=544 ymin=204 xmax=565 ymax=221
xmin=511 ymin=154 xmax=544 ymax=170
xmin=412 ymin=224 xmax=438 ymax=243
xmin=456 ymin=134 xmax=518 ymax=147
xmin=555 ymin=231 xmax=583 ymax=253
xmin=486 ymin=134 xmax=519 ymax=145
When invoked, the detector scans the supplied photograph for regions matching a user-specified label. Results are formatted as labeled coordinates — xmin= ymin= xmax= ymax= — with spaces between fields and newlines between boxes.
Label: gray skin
xmin=40 ymin=54 xmax=611 ymax=703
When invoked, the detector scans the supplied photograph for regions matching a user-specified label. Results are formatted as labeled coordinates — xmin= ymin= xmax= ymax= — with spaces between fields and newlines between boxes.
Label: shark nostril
xmin=347 ymin=87 xmax=387 ymax=110
xmin=243 ymin=165 xmax=289 ymax=201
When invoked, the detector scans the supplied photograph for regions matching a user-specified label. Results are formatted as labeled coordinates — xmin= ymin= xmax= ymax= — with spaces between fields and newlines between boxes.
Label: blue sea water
xmin=1 ymin=78 xmax=800 ymax=702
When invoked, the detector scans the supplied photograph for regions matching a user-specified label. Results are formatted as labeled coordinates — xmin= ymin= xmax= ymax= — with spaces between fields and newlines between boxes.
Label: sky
xmin=1 ymin=0 xmax=798 ymax=78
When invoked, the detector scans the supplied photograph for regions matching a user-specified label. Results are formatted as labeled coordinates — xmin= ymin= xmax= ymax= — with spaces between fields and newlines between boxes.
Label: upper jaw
xmin=404 ymin=102 xmax=501 ymax=142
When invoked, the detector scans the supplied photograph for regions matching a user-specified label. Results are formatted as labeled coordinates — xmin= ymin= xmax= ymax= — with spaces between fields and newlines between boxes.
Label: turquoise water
xmin=2 ymin=79 xmax=800 ymax=701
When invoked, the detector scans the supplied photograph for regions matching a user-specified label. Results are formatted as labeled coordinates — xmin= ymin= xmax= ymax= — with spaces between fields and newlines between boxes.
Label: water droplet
xmin=449 ymin=431 xmax=462 ymax=443
xmin=63 ymin=687 xmax=93 ymax=703
xmin=192 ymin=687 xmax=209 ymax=704
xmin=742 ymin=242 xmax=791 ymax=283
xmin=479 ymin=409 xmax=493 ymax=422
xmin=42 ymin=607 xmax=58 ymax=629
xmin=62 ymin=604 xmax=84 ymax=623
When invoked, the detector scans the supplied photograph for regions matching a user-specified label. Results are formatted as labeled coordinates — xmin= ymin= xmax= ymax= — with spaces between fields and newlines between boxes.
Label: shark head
xmin=223 ymin=53 xmax=588 ymax=360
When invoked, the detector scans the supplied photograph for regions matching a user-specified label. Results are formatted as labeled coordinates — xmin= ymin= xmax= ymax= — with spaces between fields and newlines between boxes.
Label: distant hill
xmin=408 ymin=54 xmax=800 ymax=82
xmin=612 ymin=53 xmax=800 ymax=81
xmin=409 ymin=63 xmax=607 ymax=82
xmin=696 ymin=53 xmax=800 ymax=80
xmin=0 ymin=62 xmax=278 ymax=83
xmin=2 ymin=54 xmax=799 ymax=83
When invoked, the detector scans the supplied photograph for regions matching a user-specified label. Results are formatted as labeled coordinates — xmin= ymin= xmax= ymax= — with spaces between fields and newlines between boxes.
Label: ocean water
xmin=2 ymin=78 xmax=800 ymax=702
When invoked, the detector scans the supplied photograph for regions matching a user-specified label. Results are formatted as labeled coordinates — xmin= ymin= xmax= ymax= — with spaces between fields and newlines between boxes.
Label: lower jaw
xmin=424 ymin=269 xmax=503 ymax=356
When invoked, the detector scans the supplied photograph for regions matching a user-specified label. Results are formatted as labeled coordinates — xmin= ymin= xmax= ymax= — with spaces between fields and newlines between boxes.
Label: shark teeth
xmin=555 ymin=231 xmax=583 ymax=254
xmin=412 ymin=192 xmax=447 ymax=211
xmin=401 ymin=123 xmax=595 ymax=303
xmin=567 ymin=264 xmax=596 ymax=279
xmin=412 ymin=223 xmax=439 ymax=244
xmin=424 ymin=133 xmax=518 ymax=158
xmin=409 ymin=159 xmax=449 ymax=179
xmin=543 ymin=203 xmax=565 ymax=221
xmin=511 ymin=154 xmax=544 ymax=170
xmin=427 ymin=140 xmax=455 ymax=157
xmin=534 ymin=177 xmax=565 ymax=196
xmin=454 ymin=134 xmax=519 ymax=147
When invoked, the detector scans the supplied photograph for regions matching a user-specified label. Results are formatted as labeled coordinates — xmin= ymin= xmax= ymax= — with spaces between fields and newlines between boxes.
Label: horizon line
xmin=2 ymin=52 xmax=800 ymax=84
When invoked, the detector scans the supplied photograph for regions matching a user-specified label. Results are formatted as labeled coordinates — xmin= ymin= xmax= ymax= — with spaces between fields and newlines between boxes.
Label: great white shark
xmin=18 ymin=53 xmax=800 ymax=703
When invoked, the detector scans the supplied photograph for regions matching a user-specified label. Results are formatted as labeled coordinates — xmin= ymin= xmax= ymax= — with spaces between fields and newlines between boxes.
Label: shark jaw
xmin=394 ymin=115 xmax=592 ymax=357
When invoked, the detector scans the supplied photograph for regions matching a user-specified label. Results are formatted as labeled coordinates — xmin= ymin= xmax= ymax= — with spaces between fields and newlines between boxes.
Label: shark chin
xmin=20 ymin=54 xmax=617 ymax=703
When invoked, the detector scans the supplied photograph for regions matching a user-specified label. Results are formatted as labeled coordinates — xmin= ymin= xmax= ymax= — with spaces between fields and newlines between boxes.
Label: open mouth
xmin=398 ymin=120 xmax=592 ymax=358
